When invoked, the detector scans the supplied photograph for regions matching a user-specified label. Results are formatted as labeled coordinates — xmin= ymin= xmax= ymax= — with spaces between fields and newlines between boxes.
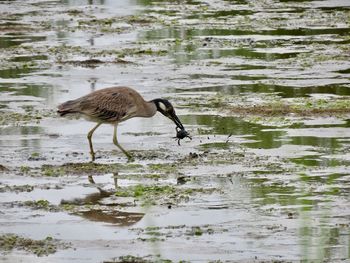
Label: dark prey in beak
xmin=152 ymin=98 xmax=190 ymax=145
xmin=175 ymin=127 xmax=192 ymax=146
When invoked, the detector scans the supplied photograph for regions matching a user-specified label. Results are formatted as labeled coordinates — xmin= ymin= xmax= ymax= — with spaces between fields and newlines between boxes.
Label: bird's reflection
xmin=88 ymin=171 xmax=118 ymax=190
xmin=88 ymin=37 xmax=95 ymax=47
xmin=88 ymin=77 xmax=98 ymax=92
xmin=76 ymin=209 xmax=144 ymax=226
xmin=62 ymin=172 xmax=144 ymax=226
xmin=88 ymin=0 xmax=105 ymax=5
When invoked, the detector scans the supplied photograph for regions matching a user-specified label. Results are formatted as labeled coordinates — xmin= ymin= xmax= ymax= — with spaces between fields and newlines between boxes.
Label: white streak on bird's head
xmin=151 ymin=98 xmax=184 ymax=129
xmin=152 ymin=99 xmax=173 ymax=115
xmin=158 ymin=101 xmax=167 ymax=112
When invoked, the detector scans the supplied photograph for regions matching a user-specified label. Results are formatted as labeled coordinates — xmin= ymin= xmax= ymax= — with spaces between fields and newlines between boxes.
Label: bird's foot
xmin=126 ymin=154 xmax=134 ymax=163
xmin=90 ymin=151 xmax=96 ymax=162
xmin=120 ymin=149 xmax=133 ymax=162
xmin=127 ymin=158 xmax=134 ymax=163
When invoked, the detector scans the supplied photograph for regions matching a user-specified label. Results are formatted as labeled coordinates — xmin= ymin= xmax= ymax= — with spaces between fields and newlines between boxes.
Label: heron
xmin=57 ymin=86 xmax=186 ymax=161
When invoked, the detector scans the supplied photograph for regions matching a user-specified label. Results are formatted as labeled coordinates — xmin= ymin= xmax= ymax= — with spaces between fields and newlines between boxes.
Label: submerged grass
xmin=41 ymin=162 xmax=143 ymax=176
xmin=0 ymin=111 xmax=42 ymax=125
xmin=0 ymin=184 xmax=34 ymax=193
xmin=115 ymin=184 xmax=213 ymax=206
xmin=0 ymin=108 xmax=56 ymax=126
xmin=104 ymin=255 xmax=173 ymax=263
xmin=22 ymin=199 xmax=59 ymax=212
xmin=229 ymin=98 xmax=350 ymax=116
xmin=177 ymin=93 xmax=350 ymax=117
xmin=0 ymin=234 xmax=70 ymax=256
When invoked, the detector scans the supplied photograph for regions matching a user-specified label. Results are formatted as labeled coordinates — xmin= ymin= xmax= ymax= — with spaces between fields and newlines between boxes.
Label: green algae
xmin=115 ymin=184 xmax=176 ymax=199
xmin=41 ymin=162 xmax=143 ymax=177
xmin=176 ymin=92 xmax=350 ymax=118
xmin=148 ymin=163 xmax=178 ymax=174
xmin=123 ymin=131 xmax=163 ymax=137
xmin=199 ymin=142 xmax=231 ymax=150
xmin=0 ymin=234 xmax=70 ymax=256
xmin=230 ymin=98 xmax=350 ymax=116
xmin=0 ymin=111 xmax=41 ymax=125
xmin=0 ymin=184 xmax=33 ymax=193
xmin=115 ymin=184 xmax=214 ymax=206
xmin=104 ymin=255 xmax=172 ymax=263
xmin=22 ymin=199 xmax=59 ymax=212
xmin=190 ymin=226 xmax=203 ymax=236
xmin=0 ymin=107 xmax=56 ymax=126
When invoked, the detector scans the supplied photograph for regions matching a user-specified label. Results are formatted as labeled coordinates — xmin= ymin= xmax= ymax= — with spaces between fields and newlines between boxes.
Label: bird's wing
xmin=77 ymin=88 xmax=137 ymax=122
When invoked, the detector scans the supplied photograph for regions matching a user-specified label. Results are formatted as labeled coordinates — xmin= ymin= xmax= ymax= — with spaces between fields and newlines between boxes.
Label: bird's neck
xmin=144 ymin=100 xmax=157 ymax=117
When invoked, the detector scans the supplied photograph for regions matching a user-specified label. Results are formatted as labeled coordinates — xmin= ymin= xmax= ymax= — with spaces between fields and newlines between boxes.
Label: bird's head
xmin=152 ymin=98 xmax=184 ymax=129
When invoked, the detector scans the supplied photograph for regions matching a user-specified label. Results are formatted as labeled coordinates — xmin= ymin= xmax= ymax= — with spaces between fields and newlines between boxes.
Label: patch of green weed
xmin=0 ymin=234 xmax=70 ymax=256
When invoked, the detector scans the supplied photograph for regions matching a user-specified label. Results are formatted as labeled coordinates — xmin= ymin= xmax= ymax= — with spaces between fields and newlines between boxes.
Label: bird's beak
xmin=169 ymin=112 xmax=184 ymax=130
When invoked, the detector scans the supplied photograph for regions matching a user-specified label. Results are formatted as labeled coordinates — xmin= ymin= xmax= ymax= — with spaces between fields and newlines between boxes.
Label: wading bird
xmin=57 ymin=86 xmax=187 ymax=161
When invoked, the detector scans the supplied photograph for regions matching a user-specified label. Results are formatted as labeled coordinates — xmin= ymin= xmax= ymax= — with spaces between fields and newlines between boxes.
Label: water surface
xmin=0 ymin=0 xmax=350 ymax=262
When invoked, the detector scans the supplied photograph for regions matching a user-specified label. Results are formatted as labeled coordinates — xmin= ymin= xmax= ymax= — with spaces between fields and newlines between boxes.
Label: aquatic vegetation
xmin=188 ymin=226 xmax=203 ymax=236
xmin=0 ymin=184 xmax=33 ymax=193
xmin=229 ymin=98 xmax=350 ymax=117
xmin=0 ymin=234 xmax=70 ymax=256
xmin=105 ymin=255 xmax=172 ymax=263
xmin=176 ymin=92 xmax=350 ymax=119
xmin=115 ymin=184 xmax=214 ymax=206
xmin=0 ymin=111 xmax=40 ymax=125
xmin=148 ymin=163 xmax=178 ymax=174
xmin=1 ymin=0 xmax=350 ymax=262
xmin=40 ymin=162 xmax=143 ymax=176
xmin=22 ymin=199 xmax=59 ymax=212
xmin=123 ymin=131 xmax=163 ymax=137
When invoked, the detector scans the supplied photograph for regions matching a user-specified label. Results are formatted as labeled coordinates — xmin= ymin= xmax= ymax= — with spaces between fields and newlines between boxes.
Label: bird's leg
xmin=88 ymin=175 xmax=96 ymax=184
xmin=87 ymin=122 xmax=102 ymax=162
xmin=87 ymin=174 xmax=111 ymax=196
xmin=113 ymin=125 xmax=133 ymax=161
xmin=113 ymin=172 xmax=118 ymax=189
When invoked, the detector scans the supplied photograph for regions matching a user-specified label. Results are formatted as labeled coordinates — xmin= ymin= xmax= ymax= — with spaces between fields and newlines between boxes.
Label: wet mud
xmin=1 ymin=0 xmax=350 ymax=262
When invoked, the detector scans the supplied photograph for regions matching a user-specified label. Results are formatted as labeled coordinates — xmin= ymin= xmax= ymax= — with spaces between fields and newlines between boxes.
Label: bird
xmin=57 ymin=86 xmax=185 ymax=161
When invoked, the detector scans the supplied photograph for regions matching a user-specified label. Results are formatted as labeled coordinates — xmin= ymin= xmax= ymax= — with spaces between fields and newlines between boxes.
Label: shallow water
xmin=0 ymin=0 xmax=350 ymax=262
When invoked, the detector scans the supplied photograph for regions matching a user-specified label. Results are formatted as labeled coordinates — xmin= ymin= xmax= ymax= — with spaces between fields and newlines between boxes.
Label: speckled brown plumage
xmin=57 ymin=86 xmax=186 ymax=161
xmin=57 ymin=86 xmax=155 ymax=123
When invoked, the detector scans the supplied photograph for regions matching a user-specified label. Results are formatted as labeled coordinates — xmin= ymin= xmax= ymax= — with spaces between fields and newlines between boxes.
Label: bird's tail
xmin=57 ymin=99 xmax=80 ymax=116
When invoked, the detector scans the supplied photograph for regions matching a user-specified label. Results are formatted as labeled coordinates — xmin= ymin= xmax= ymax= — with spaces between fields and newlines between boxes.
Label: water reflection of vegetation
xmin=0 ymin=126 xmax=44 ymax=151
xmin=292 ymin=157 xmax=348 ymax=168
xmin=62 ymin=0 xmax=106 ymax=5
xmin=9 ymin=55 xmax=47 ymax=62
xmin=291 ymin=136 xmax=339 ymax=151
xmin=184 ymin=114 xmax=286 ymax=149
xmin=142 ymin=27 xmax=350 ymax=40
xmin=249 ymin=176 xmax=325 ymax=213
xmin=0 ymin=83 xmax=53 ymax=98
xmin=0 ymin=35 xmax=46 ymax=49
xmin=176 ymin=83 xmax=350 ymax=98
xmin=0 ymin=67 xmax=39 ymax=79
xmin=249 ymin=169 xmax=350 ymax=261
xmin=249 ymin=176 xmax=297 ymax=206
